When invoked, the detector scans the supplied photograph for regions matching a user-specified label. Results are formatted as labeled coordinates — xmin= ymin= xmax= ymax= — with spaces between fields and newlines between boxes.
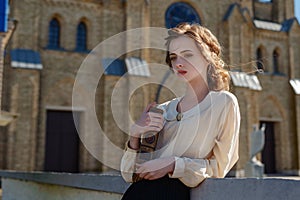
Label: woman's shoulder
xmin=210 ymin=90 xmax=239 ymax=107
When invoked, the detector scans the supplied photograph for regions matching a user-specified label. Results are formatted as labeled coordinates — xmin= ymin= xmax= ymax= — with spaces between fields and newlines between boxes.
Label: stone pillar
xmin=295 ymin=95 xmax=300 ymax=175
xmin=6 ymin=69 xmax=40 ymax=171
xmin=0 ymin=36 xmax=4 ymax=109
xmin=0 ymin=20 xmax=17 ymax=112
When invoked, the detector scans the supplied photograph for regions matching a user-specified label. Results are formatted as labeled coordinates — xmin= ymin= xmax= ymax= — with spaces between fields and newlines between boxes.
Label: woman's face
xmin=168 ymin=35 xmax=209 ymax=85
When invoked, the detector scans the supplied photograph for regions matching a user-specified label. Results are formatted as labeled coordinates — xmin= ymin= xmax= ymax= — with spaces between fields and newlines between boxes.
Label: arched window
xmin=256 ymin=46 xmax=268 ymax=72
xmin=165 ymin=2 xmax=201 ymax=28
xmin=76 ymin=22 xmax=87 ymax=51
xmin=273 ymin=49 xmax=279 ymax=74
xmin=256 ymin=47 xmax=264 ymax=71
xmin=48 ymin=18 xmax=60 ymax=49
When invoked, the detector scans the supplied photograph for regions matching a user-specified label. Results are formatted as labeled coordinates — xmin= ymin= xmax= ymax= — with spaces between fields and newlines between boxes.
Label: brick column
xmin=295 ymin=95 xmax=300 ymax=175
xmin=0 ymin=36 xmax=4 ymax=108
xmin=0 ymin=20 xmax=17 ymax=125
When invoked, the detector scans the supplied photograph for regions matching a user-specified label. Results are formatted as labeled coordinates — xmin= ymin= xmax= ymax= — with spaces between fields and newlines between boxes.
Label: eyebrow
xmin=169 ymin=50 xmax=193 ymax=55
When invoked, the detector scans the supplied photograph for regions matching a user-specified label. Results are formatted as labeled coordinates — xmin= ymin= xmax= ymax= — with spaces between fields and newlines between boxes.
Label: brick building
xmin=0 ymin=0 xmax=300 ymax=177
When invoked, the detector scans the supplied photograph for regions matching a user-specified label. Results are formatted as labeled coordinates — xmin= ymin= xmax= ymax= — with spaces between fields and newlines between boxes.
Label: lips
xmin=177 ymin=69 xmax=187 ymax=75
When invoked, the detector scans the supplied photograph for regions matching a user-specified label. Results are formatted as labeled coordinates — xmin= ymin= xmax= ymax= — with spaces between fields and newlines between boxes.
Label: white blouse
xmin=121 ymin=91 xmax=240 ymax=187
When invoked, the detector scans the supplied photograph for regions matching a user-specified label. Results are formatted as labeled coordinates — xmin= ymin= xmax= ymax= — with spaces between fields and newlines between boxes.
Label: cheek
xmin=170 ymin=62 xmax=177 ymax=70
xmin=187 ymin=58 xmax=208 ymax=73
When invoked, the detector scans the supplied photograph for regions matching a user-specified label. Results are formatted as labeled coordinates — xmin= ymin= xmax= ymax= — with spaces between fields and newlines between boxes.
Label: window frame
xmin=75 ymin=21 xmax=88 ymax=52
xmin=47 ymin=18 xmax=61 ymax=50
xmin=272 ymin=49 xmax=280 ymax=74
xmin=165 ymin=2 xmax=201 ymax=28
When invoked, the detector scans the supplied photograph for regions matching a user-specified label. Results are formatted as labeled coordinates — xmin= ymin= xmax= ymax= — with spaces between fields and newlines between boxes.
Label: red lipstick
xmin=177 ymin=69 xmax=187 ymax=75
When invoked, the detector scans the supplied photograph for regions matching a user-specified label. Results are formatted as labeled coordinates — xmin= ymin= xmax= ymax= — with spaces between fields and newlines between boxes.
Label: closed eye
xmin=183 ymin=53 xmax=193 ymax=58
xmin=169 ymin=55 xmax=177 ymax=61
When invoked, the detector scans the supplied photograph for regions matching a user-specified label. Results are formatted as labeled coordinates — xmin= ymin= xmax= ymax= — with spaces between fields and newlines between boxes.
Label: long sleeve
xmin=169 ymin=99 xmax=240 ymax=187
xmin=120 ymin=142 xmax=138 ymax=182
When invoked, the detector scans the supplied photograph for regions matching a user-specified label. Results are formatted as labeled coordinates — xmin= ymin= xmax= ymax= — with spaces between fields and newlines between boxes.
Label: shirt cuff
xmin=125 ymin=141 xmax=139 ymax=153
xmin=169 ymin=157 xmax=185 ymax=178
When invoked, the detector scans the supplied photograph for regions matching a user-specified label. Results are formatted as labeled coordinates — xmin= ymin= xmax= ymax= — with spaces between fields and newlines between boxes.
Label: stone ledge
xmin=1 ymin=170 xmax=300 ymax=200
xmin=0 ymin=170 xmax=129 ymax=194
xmin=191 ymin=177 xmax=300 ymax=200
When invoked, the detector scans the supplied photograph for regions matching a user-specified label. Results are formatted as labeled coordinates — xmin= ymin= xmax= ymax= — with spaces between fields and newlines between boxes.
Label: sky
xmin=296 ymin=0 xmax=300 ymax=22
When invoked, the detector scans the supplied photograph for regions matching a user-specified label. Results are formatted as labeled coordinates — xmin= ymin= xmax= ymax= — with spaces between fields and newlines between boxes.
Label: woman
xmin=120 ymin=23 xmax=240 ymax=200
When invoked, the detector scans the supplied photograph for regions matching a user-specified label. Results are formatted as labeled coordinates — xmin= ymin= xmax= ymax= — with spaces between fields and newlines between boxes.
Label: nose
xmin=171 ymin=56 xmax=184 ymax=69
xmin=174 ymin=59 xmax=183 ymax=69
xmin=176 ymin=63 xmax=183 ymax=68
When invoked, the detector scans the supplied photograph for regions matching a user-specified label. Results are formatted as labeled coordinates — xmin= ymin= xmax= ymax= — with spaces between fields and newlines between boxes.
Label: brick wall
xmin=1 ymin=0 xmax=299 ymax=175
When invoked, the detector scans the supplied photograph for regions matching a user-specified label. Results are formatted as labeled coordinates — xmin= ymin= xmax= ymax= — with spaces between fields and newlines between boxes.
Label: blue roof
xmin=10 ymin=49 xmax=43 ymax=69
xmin=223 ymin=3 xmax=238 ymax=21
xmin=102 ymin=58 xmax=127 ymax=76
xmin=281 ymin=18 xmax=297 ymax=32
xmin=224 ymin=3 xmax=299 ymax=33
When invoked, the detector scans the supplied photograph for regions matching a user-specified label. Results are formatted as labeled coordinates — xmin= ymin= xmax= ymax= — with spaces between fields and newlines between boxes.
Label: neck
xmin=177 ymin=78 xmax=209 ymax=113
xmin=184 ymin=77 xmax=209 ymax=103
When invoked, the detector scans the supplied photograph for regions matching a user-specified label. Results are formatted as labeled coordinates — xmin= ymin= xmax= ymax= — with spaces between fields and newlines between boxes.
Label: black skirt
xmin=121 ymin=176 xmax=190 ymax=200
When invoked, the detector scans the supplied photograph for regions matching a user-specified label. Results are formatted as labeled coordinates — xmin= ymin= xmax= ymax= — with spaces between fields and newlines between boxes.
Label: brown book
xmin=132 ymin=107 xmax=164 ymax=182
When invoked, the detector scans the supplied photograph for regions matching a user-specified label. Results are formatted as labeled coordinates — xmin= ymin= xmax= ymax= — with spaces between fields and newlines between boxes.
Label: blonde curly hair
xmin=165 ymin=23 xmax=230 ymax=91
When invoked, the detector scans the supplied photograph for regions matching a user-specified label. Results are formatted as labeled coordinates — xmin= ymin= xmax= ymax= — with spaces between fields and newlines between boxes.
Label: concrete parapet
xmin=191 ymin=177 xmax=300 ymax=200
xmin=0 ymin=171 xmax=300 ymax=200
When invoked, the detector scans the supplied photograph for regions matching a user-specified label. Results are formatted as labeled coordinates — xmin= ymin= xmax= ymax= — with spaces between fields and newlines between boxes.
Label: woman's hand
xmin=135 ymin=157 xmax=175 ymax=180
xmin=129 ymin=102 xmax=164 ymax=150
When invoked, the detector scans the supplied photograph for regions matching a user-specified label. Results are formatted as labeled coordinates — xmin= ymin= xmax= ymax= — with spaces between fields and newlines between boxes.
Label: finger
xmin=149 ymin=119 xmax=164 ymax=126
xmin=137 ymin=168 xmax=150 ymax=179
xmin=141 ymin=121 xmax=162 ymax=130
xmin=148 ymin=112 xmax=163 ymax=119
xmin=148 ymin=121 xmax=163 ymax=127
xmin=148 ymin=118 xmax=164 ymax=126
xmin=144 ymin=102 xmax=157 ymax=112
xmin=143 ymin=172 xmax=153 ymax=180
xmin=143 ymin=170 xmax=157 ymax=179
xmin=136 ymin=167 xmax=154 ymax=174
xmin=139 ymin=173 xmax=147 ymax=179
xmin=148 ymin=116 xmax=164 ymax=125
xmin=145 ymin=112 xmax=164 ymax=121
xmin=148 ymin=175 xmax=161 ymax=180
xmin=135 ymin=164 xmax=153 ymax=174
xmin=144 ymin=172 xmax=163 ymax=180
xmin=146 ymin=119 xmax=163 ymax=128
xmin=135 ymin=165 xmax=145 ymax=174
xmin=143 ymin=126 xmax=162 ymax=133
xmin=148 ymin=117 xmax=164 ymax=124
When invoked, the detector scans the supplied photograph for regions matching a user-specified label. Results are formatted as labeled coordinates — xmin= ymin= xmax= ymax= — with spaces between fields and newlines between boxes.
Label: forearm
xmin=169 ymin=157 xmax=214 ymax=187
xmin=120 ymin=141 xmax=139 ymax=182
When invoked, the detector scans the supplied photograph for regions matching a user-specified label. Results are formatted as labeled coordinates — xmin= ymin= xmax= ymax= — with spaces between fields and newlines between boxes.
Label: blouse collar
xmin=163 ymin=91 xmax=215 ymax=121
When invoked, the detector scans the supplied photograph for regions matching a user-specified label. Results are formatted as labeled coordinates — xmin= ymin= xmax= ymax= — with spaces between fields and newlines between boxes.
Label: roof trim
xmin=223 ymin=3 xmax=249 ymax=23
xmin=223 ymin=3 xmax=238 ymax=21
xmin=10 ymin=48 xmax=43 ymax=70
xmin=230 ymin=71 xmax=262 ymax=91
xmin=290 ymin=79 xmax=300 ymax=95
xmin=253 ymin=19 xmax=282 ymax=32
xmin=125 ymin=57 xmax=151 ymax=77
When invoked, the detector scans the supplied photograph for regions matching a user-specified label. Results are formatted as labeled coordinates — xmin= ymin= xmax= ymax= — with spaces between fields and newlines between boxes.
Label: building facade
xmin=1 ymin=0 xmax=300 ymax=176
